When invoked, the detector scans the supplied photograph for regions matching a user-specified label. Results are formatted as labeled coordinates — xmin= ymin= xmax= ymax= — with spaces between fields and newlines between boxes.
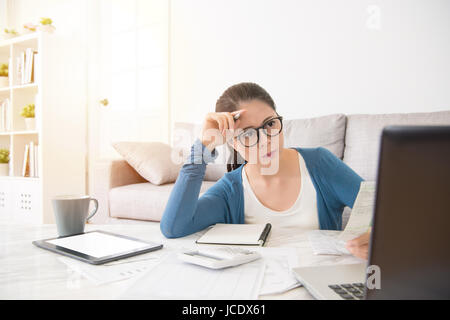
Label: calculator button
xmin=333 ymin=288 xmax=347 ymax=295
xmin=339 ymin=293 xmax=355 ymax=300
xmin=348 ymin=288 xmax=360 ymax=294
xmin=354 ymin=292 xmax=364 ymax=299
xmin=328 ymin=285 xmax=341 ymax=290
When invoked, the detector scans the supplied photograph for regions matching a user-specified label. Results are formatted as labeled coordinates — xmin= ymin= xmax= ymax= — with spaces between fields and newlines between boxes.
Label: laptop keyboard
xmin=328 ymin=283 xmax=365 ymax=300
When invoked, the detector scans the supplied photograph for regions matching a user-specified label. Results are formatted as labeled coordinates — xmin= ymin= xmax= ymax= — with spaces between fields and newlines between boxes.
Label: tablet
xmin=32 ymin=230 xmax=163 ymax=265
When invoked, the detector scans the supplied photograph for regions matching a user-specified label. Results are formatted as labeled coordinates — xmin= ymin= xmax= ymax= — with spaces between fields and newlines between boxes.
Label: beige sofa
xmin=107 ymin=110 xmax=450 ymax=227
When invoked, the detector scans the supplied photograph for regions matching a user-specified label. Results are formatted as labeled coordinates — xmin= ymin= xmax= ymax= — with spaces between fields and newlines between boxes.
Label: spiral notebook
xmin=196 ymin=223 xmax=272 ymax=246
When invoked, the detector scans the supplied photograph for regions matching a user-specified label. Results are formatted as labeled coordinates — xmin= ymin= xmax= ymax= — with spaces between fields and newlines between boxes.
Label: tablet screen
xmin=47 ymin=232 xmax=151 ymax=258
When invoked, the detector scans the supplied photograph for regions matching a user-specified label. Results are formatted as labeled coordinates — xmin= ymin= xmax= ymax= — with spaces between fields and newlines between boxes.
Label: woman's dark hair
xmin=215 ymin=82 xmax=277 ymax=172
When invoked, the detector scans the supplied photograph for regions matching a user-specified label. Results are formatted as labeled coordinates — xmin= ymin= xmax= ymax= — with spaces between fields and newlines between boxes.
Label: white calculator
xmin=178 ymin=246 xmax=261 ymax=269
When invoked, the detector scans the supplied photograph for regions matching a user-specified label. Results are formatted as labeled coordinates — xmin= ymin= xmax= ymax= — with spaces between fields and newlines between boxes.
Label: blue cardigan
xmin=160 ymin=139 xmax=364 ymax=238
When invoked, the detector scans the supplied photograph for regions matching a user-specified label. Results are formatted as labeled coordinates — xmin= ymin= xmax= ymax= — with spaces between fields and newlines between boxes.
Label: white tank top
xmin=242 ymin=151 xmax=319 ymax=232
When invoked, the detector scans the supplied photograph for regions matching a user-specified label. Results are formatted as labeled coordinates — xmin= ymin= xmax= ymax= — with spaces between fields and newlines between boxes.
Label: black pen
xmin=258 ymin=223 xmax=272 ymax=246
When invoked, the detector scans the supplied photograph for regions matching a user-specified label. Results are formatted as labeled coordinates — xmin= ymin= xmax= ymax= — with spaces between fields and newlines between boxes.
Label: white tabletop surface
xmin=0 ymin=219 xmax=364 ymax=300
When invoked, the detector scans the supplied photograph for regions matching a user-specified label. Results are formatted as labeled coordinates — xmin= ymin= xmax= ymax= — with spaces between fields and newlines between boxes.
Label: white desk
xmin=0 ymin=220 xmax=363 ymax=299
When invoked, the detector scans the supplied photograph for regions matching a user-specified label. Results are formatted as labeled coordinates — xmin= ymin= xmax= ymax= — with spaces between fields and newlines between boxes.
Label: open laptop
xmin=292 ymin=125 xmax=450 ymax=300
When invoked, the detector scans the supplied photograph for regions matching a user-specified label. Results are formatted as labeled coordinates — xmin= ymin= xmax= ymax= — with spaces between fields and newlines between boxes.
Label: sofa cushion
xmin=109 ymin=181 xmax=216 ymax=221
xmin=344 ymin=110 xmax=450 ymax=180
xmin=112 ymin=141 xmax=182 ymax=185
xmin=283 ymin=113 xmax=347 ymax=159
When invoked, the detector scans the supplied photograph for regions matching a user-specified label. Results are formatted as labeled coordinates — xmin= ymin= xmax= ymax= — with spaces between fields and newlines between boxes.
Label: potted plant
xmin=0 ymin=63 xmax=8 ymax=88
xmin=23 ymin=22 xmax=38 ymax=34
xmin=2 ymin=28 xmax=19 ymax=40
xmin=37 ymin=18 xmax=56 ymax=33
xmin=0 ymin=149 xmax=9 ymax=176
xmin=21 ymin=103 xmax=35 ymax=130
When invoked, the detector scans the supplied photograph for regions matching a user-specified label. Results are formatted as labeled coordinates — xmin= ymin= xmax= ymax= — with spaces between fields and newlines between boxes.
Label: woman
xmin=160 ymin=82 xmax=370 ymax=259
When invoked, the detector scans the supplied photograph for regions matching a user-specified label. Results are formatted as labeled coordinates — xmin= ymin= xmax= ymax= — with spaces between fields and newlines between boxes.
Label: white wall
xmin=6 ymin=0 xmax=450 ymax=128
xmin=170 ymin=0 xmax=450 ymax=123
xmin=0 ymin=1 xmax=7 ymax=30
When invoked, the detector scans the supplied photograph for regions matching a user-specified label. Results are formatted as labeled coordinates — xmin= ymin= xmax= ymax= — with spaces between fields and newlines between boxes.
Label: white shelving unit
xmin=0 ymin=32 xmax=86 ymax=224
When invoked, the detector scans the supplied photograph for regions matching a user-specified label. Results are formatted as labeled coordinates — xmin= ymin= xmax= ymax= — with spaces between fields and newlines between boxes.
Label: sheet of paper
xmin=57 ymin=250 xmax=168 ymax=286
xmin=119 ymin=252 xmax=266 ymax=300
xmin=338 ymin=180 xmax=376 ymax=242
xmin=308 ymin=230 xmax=349 ymax=255
xmin=307 ymin=181 xmax=376 ymax=255
xmin=257 ymin=247 xmax=301 ymax=295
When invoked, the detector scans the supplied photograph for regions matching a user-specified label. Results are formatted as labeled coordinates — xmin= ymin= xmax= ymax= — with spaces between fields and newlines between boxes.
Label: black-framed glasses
xmin=236 ymin=116 xmax=283 ymax=147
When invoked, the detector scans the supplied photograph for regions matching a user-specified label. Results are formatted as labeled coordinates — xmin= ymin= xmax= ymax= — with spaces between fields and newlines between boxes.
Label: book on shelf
xmin=0 ymin=98 xmax=12 ymax=132
xmin=22 ymin=142 xmax=39 ymax=178
xmin=16 ymin=48 xmax=38 ymax=85
xmin=33 ymin=53 xmax=39 ymax=83
xmin=26 ymin=48 xmax=32 ymax=84
xmin=17 ymin=52 xmax=23 ymax=85
xmin=29 ymin=141 xmax=35 ymax=177
xmin=22 ymin=144 xmax=30 ymax=177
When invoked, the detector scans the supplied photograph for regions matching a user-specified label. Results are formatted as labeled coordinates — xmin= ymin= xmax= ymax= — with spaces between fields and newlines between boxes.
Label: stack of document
xmin=58 ymin=251 xmax=168 ymax=286
xmin=59 ymin=245 xmax=301 ymax=298
xmin=257 ymin=247 xmax=301 ymax=295
xmin=119 ymin=252 xmax=266 ymax=299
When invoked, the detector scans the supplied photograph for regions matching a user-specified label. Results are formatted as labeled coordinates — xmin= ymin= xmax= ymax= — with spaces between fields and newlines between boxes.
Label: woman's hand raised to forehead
xmin=201 ymin=110 xmax=246 ymax=152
